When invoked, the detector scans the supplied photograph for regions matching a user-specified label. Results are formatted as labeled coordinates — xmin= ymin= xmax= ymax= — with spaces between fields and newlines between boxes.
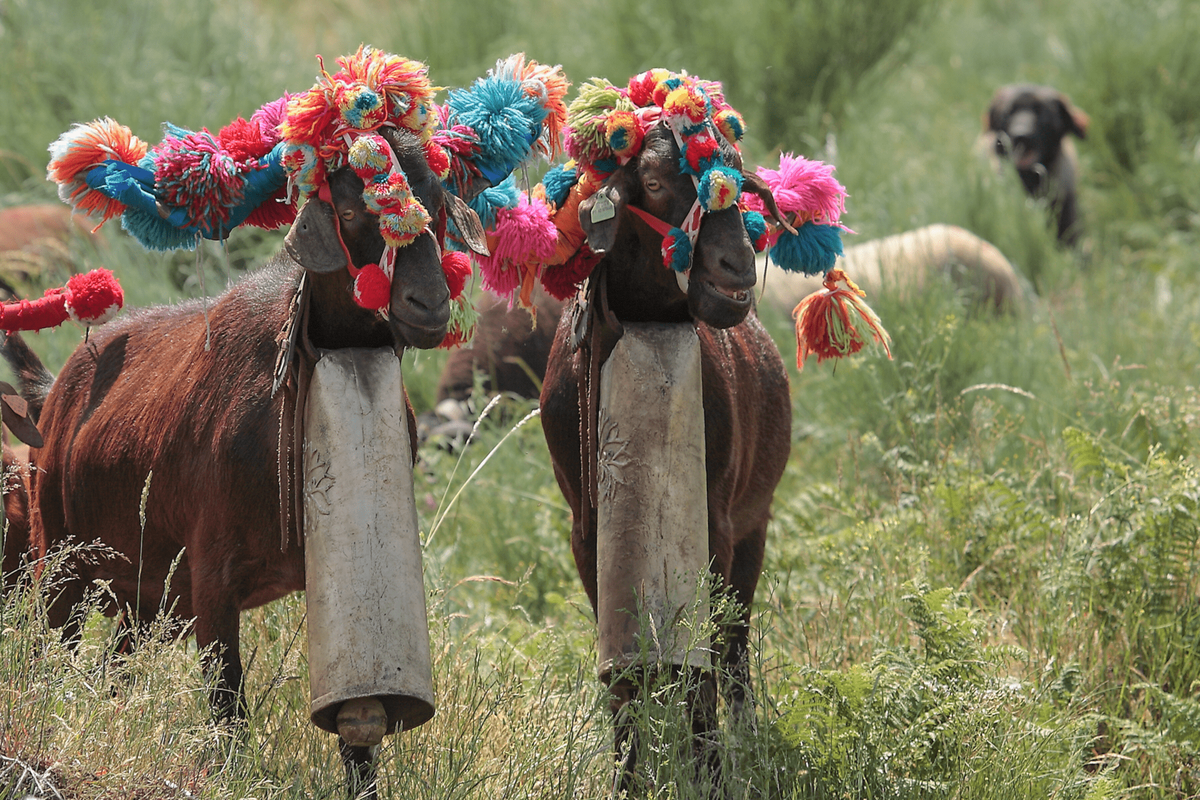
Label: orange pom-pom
xmin=47 ymin=119 xmax=149 ymax=226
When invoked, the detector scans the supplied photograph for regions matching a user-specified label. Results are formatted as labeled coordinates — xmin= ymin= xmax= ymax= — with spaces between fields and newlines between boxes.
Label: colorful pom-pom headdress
xmin=44 ymin=46 xmax=569 ymax=350
xmin=471 ymin=69 xmax=754 ymax=310
xmin=742 ymin=153 xmax=893 ymax=369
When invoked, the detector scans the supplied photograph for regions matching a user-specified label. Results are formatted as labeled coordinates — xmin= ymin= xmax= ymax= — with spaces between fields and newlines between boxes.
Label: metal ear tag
xmin=590 ymin=190 xmax=616 ymax=223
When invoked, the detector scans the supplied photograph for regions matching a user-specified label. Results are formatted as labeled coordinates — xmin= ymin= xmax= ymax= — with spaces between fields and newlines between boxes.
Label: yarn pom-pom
xmin=605 ymin=110 xmax=643 ymax=163
xmin=47 ymin=118 xmax=150 ymax=226
xmin=478 ymin=193 xmax=557 ymax=297
xmin=335 ymin=83 xmax=387 ymax=131
xmin=440 ymin=294 xmax=479 ymax=349
xmin=652 ymin=75 xmax=684 ymax=108
xmin=747 ymin=152 xmax=848 ymax=226
xmin=541 ymin=243 xmax=602 ymax=300
xmin=770 ymin=221 xmax=845 ymax=276
xmin=348 ymin=133 xmax=392 ymax=181
xmin=698 ymin=166 xmax=743 ymax=212
xmin=663 ymin=84 xmax=709 ymax=125
xmin=353 ymin=263 xmax=392 ymax=310
xmin=250 ymin=93 xmax=292 ymax=148
xmin=627 ymin=69 xmax=672 ymax=107
xmin=152 ymin=126 xmax=243 ymax=231
xmin=424 ymin=140 xmax=451 ymax=181
xmin=565 ymin=78 xmax=629 ymax=165
xmin=713 ymin=108 xmax=746 ymax=144
xmin=681 ymin=131 xmax=719 ymax=176
xmin=377 ymin=197 xmax=431 ymax=247
xmin=541 ymin=161 xmax=578 ymax=209
xmin=281 ymin=142 xmax=325 ymax=197
xmin=793 ymin=268 xmax=892 ymax=370
xmin=441 ymin=250 xmax=473 ymax=300
xmin=217 ymin=117 xmax=272 ymax=163
xmin=742 ymin=209 xmax=769 ymax=252
xmin=663 ymin=227 xmax=692 ymax=272
xmin=64 ymin=267 xmax=124 ymax=325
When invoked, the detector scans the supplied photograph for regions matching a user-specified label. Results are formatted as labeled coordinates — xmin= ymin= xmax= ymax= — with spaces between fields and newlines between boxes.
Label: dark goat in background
xmin=984 ymin=83 xmax=1089 ymax=246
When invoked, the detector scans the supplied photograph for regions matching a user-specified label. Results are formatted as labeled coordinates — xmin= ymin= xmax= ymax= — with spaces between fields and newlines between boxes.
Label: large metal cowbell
xmin=596 ymin=322 xmax=711 ymax=680
xmin=303 ymin=348 xmax=435 ymax=737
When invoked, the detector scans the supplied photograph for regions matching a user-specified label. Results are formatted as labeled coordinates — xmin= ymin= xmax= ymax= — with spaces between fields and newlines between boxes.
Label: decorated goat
xmin=4 ymin=47 xmax=566 ymax=796
xmin=465 ymin=69 xmax=836 ymax=792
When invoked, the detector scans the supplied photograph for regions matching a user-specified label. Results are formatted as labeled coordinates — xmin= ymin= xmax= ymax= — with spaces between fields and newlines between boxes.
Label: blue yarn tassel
xmin=446 ymin=75 xmax=546 ymax=186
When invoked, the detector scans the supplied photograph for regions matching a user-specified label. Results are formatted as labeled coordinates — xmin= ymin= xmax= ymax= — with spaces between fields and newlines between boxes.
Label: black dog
xmin=984 ymin=84 xmax=1089 ymax=246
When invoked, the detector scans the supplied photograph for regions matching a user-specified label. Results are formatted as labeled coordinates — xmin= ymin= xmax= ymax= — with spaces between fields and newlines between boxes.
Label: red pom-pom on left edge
xmin=65 ymin=268 xmax=124 ymax=325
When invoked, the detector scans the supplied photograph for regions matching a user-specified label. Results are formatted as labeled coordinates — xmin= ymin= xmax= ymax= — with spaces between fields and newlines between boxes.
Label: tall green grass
xmin=4 ymin=0 xmax=1200 ymax=796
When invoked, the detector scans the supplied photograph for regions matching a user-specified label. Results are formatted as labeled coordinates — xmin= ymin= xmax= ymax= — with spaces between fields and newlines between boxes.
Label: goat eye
xmin=645 ymin=178 xmax=662 ymax=192
xmin=340 ymin=209 xmax=357 ymax=222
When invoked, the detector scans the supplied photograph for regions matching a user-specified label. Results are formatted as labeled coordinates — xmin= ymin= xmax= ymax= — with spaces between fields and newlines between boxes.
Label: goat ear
xmin=579 ymin=173 xmax=630 ymax=256
xmin=1055 ymin=95 xmax=1089 ymax=139
xmin=447 ymin=192 xmax=490 ymax=256
xmin=284 ymin=197 xmax=351 ymax=274
xmin=0 ymin=381 xmax=42 ymax=448
xmin=742 ymin=170 xmax=796 ymax=235
xmin=984 ymin=86 xmax=1016 ymax=132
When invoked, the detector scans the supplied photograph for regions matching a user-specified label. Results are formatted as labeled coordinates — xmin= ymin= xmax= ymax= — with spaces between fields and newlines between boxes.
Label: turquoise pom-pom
xmin=541 ymin=163 xmax=578 ymax=208
xmin=663 ymin=227 xmax=692 ymax=272
xmin=742 ymin=210 xmax=768 ymax=252
xmin=769 ymin=221 xmax=844 ymax=276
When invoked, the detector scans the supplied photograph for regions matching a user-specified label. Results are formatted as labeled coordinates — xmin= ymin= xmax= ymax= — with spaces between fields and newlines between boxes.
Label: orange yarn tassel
xmin=793 ymin=268 xmax=892 ymax=370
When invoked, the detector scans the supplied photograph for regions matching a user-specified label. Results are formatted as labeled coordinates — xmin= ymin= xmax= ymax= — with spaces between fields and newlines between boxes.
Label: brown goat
xmin=4 ymin=127 xmax=486 ymax=791
xmin=539 ymin=124 xmax=791 ymax=791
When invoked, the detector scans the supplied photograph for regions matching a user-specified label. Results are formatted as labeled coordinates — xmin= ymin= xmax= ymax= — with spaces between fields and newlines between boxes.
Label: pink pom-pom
xmin=745 ymin=153 xmax=849 ymax=227
xmin=353 ymin=263 xmax=392 ymax=310
xmin=64 ymin=268 xmax=124 ymax=325
xmin=441 ymin=250 xmax=472 ymax=299
xmin=478 ymin=194 xmax=558 ymax=298
xmin=250 ymin=93 xmax=292 ymax=148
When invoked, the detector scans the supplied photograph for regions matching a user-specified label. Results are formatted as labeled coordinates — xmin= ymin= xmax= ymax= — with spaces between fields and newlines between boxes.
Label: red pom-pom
xmin=64 ymin=268 xmax=124 ymax=325
xmin=424 ymin=140 xmax=451 ymax=181
xmin=441 ymin=250 xmax=472 ymax=299
xmin=218 ymin=117 xmax=272 ymax=163
xmin=684 ymin=133 xmax=719 ymax=174
xmin=627 ymin=71 xmax=661 ymax=107
xmin=242 ymin=186 xmax=297 ymax=229
xmin=540 ymin=244 xmax=602 ymax=301
xmin=353 ymin=263 xmax=392 ymax=310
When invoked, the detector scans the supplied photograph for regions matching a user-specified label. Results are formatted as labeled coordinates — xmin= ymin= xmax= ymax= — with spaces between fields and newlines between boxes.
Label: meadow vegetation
xmin=2 ymin=0 xmax=1199 ymax=796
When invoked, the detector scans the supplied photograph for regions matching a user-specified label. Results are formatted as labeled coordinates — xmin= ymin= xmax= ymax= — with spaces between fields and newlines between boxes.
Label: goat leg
xmin=339 ymin=739 xmax=378 ymax=800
